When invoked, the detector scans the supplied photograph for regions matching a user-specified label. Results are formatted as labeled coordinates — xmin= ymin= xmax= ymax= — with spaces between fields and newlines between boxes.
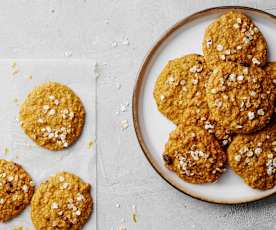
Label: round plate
xmin=133 ymin=6 xmax=276 ymax=204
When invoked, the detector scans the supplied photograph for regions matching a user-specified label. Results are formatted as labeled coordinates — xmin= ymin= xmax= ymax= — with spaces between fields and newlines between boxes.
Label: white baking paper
xmin=0 ymin=59 xmax=96 ymax=230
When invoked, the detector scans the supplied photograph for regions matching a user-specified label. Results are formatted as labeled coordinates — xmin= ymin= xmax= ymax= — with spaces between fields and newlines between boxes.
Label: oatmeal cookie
xmin=206 ymin=62 xmax=274 ymax=133
xmin=31 ymin=172 xmax=93 ymax=230
xmin=265 ymin=62 xmax=276 ymax=94
xmin=163 ymin=125 xmax=226 ymax=184
xmin=19 ymin=82 xmax=85 ymax=151
xmin=202 ymin=11 xmax=268 ymax=67
xmin=227 ymin=123 xmax=276 ymax=189
xmin=0 ymin=160 xmax=34 ymax=222
xmin=153 ymin=54 xmax=232 ymax=146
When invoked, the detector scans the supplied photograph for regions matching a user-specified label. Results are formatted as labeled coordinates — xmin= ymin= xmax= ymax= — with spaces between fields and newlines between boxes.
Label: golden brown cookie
xmin=227 ymin=123 xmax=276 ymax=190
xmin=19 ymin=82 xmax=85 ymax=151
xmin=153 ymin=54 xmax=232 ymax=146
xmin=31 ymin=172 xmax=93 ymax=230
xmin=265 ymin=62 xmax=276 ymax=94
xmin=206 ymin=62 xmax=274 ymax=134
xmin=163 ymin=125 xmax=226 ymax=184
xmin=202 ymin=11 xmax=268 ymax=67
xmin=0 ymin=160 xmax=34 ymax=222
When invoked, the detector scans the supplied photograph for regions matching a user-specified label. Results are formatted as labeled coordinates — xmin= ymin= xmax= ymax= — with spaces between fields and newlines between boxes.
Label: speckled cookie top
xmin=0 ymin=159 xmax=34 ymax=222
xmin=227 ymin=123 xmax=276 ymax=190
xmin=163 ymin=125 xmax=226 ymax=184
xmin=153 ymin=54 xmax=232 ymax=146
xmin=265 ymin=62 xmax=276 ymax=94
xmin=202 ymin=11 xmax=267 ymax=67
xmin=19 ymin=82 xmax=85 ymax=151
xmin=206 ymin=62 xmax=274 ymax=133
xmin=31 ymin=172 xmax=93 ymax=230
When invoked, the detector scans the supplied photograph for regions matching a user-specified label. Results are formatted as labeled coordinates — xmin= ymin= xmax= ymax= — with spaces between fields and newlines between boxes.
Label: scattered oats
xmin=43 ymin=105 xmax=50 ymax=112
xmin=252 ymin=57 xmax=261 ymax=65
xmin=48 ymin=109 xmax=56 ymax=116
xmin=122 ymin=38 xmax=130 ymax=46
xmin=234 ymin=155 xmax=241 ymax=162
xmin=30 ymin=181 xmax=35 ymax=187
xmin=121 ymin=120 xmax=129 ymax=130
xmin=222 ymin=140 xmax=228 ymax=146
xmin=272 ymin=141 xmax=276 ymax=146
xmin=236 ymin=45 xmax=242 ymax=50
xmin=219 ymin=54 xmax=226 ymax=60
xmin=229 ymin=73 xmax=236 ymax=81
xmin=233 ymin=23 xmax=240 ymax=29
xmin=0 ymin=198 xmax=4 ymax=204
xmin=38 ymin=118 xmax=44 ymax=123
xmin=254 ymin=147 xmax=262 ymax=155
xmin=247 ymin=150 xmax=254 ymax=157
xmin=257 ymin=109 xmax=265 ymax=116
xmin=54 ymin=99 xmax=59 ymax=105
xmin=22 ymin=184 xmax=29 ymax=193
xmin=247 ymin=111 xmax=255 ymax=120
xmin=236 ymin=125 xmax=243 ymax=129
xmin=237 ymin=18 xmax=242 ymax=24
xmin=249 ymin=91 xmax=256 ymax=97
xmin=243 ymin=67 xmax=249 ymax=75
xmin=76 ymin=193 xmax=84 ymax=202
xmin=75 ymin=210 xmax=81 ymax=216
xmin=215 ymin=99 xmax=223 ymax=108
xmin=49 ymin=95 xmax=55 ymax=100
xmin=180 ymin=80 xmax=186 ymax=85
xmin=59 ymin=176 xmax=65 ymax=182
xmin=111 ymin=41 xmax=118 ymax=47
xmin=210 ymin=88 xmax=217 ymax=94
xmin=51 ymin=202 xmax=58 ymax=209
xmin=216 ymin=44 xmax=224 ymax=51
xmin=64 ymin=51 xmax=72 ymax=57
xmin=62 ymin=182 xmax=69 ymax=189
xmin=237 ymin=75 xmax=244 ymax=81
xmin=192 ymin=79 xmax=198 ymax=85
xmin=224 ymin=49 xmax=231 ymax=55
xmin=63 ymin=142 xmax=69 ymax=148
xmin=7 ymin=175 xmax=14 ymax=182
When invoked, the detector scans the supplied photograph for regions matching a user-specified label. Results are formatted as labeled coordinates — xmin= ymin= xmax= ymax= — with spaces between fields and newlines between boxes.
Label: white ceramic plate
xmin=133 ymin=6 xmax=276 ymax=204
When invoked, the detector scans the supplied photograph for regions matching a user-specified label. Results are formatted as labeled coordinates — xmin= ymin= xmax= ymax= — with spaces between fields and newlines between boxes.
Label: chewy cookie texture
xmin=0 ymin=160 xmax=34 ymax=222
xmin=228 ymin=123 xmax=276 ymax=190
xmin=202 ymin=11 xmax=268 ymax=67
xmin=31 ymin=172 xmax=93 ymax=230
xmin=163 ymin=125 xmax=226 ymax=184
xmin=153 ymin=54 xmax=232 ymax=146
xmin=19 ymin=82 xmax=85 ymax=151
xmin=206 ymin=62 xmax=274 ymax=134
xmin=154 ymin=11 xmax=275 ymax=189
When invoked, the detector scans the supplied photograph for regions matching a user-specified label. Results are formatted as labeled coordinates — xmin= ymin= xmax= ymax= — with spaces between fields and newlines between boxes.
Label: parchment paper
xmin=0 ymin=59 xmax=96 ymax=230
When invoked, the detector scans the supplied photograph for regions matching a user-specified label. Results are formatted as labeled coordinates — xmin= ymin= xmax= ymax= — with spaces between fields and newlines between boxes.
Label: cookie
xmin=202 ymin=11 xmax=267 ymax=67
xmin=265 ymin=62 xmax=276 ymax=94
xmin=227 ymin=123 xmax=276 ymax=190
xmin=163 ymin=125 xmax=226 ymax=184
xmin=19 ymin=82 xmax=85 ymax=151
xmin=206 ymin=62 xmax=274 ymax=133
xmin=0 ymin=160 xmax=34 ymax=222
xmin=153 ymin=54 xmax=232 ymax=146
xmin=31 ymin=172 xmax=93 ymax=230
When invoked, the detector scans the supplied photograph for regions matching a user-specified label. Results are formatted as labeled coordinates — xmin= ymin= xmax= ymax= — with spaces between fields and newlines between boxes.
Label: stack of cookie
xmin=0 ymin=82 xmax=93 ymax=229
xmin=154 ymin=11 xmax=275 ymax=190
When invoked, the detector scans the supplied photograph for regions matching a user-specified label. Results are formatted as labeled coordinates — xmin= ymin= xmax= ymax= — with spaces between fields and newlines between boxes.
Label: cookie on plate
xmin=206 ymin=62 xmax=274 ymax=133
xmin=19 ymin=82 xmax=85 ymax=151
xmin=202 ymin=11 xmax=268 ymax=67
xmin=31 ymin=172 xmax=93 ymax=230
xmin=0 ymin=159 xmax=34 ymax=222
xmin=227 ymin=123 xmax=276 ymax=190
xmin=163 ymin=125 xmax=226 ymax=184
xmin=265 ymin=62 xmax=276 ymax=94
xmin=153 ymin=54 xmax=232 ymax=146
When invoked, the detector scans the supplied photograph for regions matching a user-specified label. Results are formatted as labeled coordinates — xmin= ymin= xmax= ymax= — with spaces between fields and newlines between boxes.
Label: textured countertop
xmin=0 ymin=1 xmax=275 ymax=229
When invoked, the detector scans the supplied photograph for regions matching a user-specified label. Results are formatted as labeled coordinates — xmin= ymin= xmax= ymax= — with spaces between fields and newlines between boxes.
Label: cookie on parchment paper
xmin=31 ymin=172 xmax=93 ymax=230
xmin=19 ymin=82 xmax=85 ymax=151
xmin=163 ymin=125 xmax=226 ymax=184
xmin=0 ymin=159 xmax=34 ymax=222
xmin=202 ymin=11 xmax=268 ymax=67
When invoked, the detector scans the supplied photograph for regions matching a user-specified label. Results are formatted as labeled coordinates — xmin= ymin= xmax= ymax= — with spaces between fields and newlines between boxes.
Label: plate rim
xmin=132 ymin=5 xmax=276 ymax=204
